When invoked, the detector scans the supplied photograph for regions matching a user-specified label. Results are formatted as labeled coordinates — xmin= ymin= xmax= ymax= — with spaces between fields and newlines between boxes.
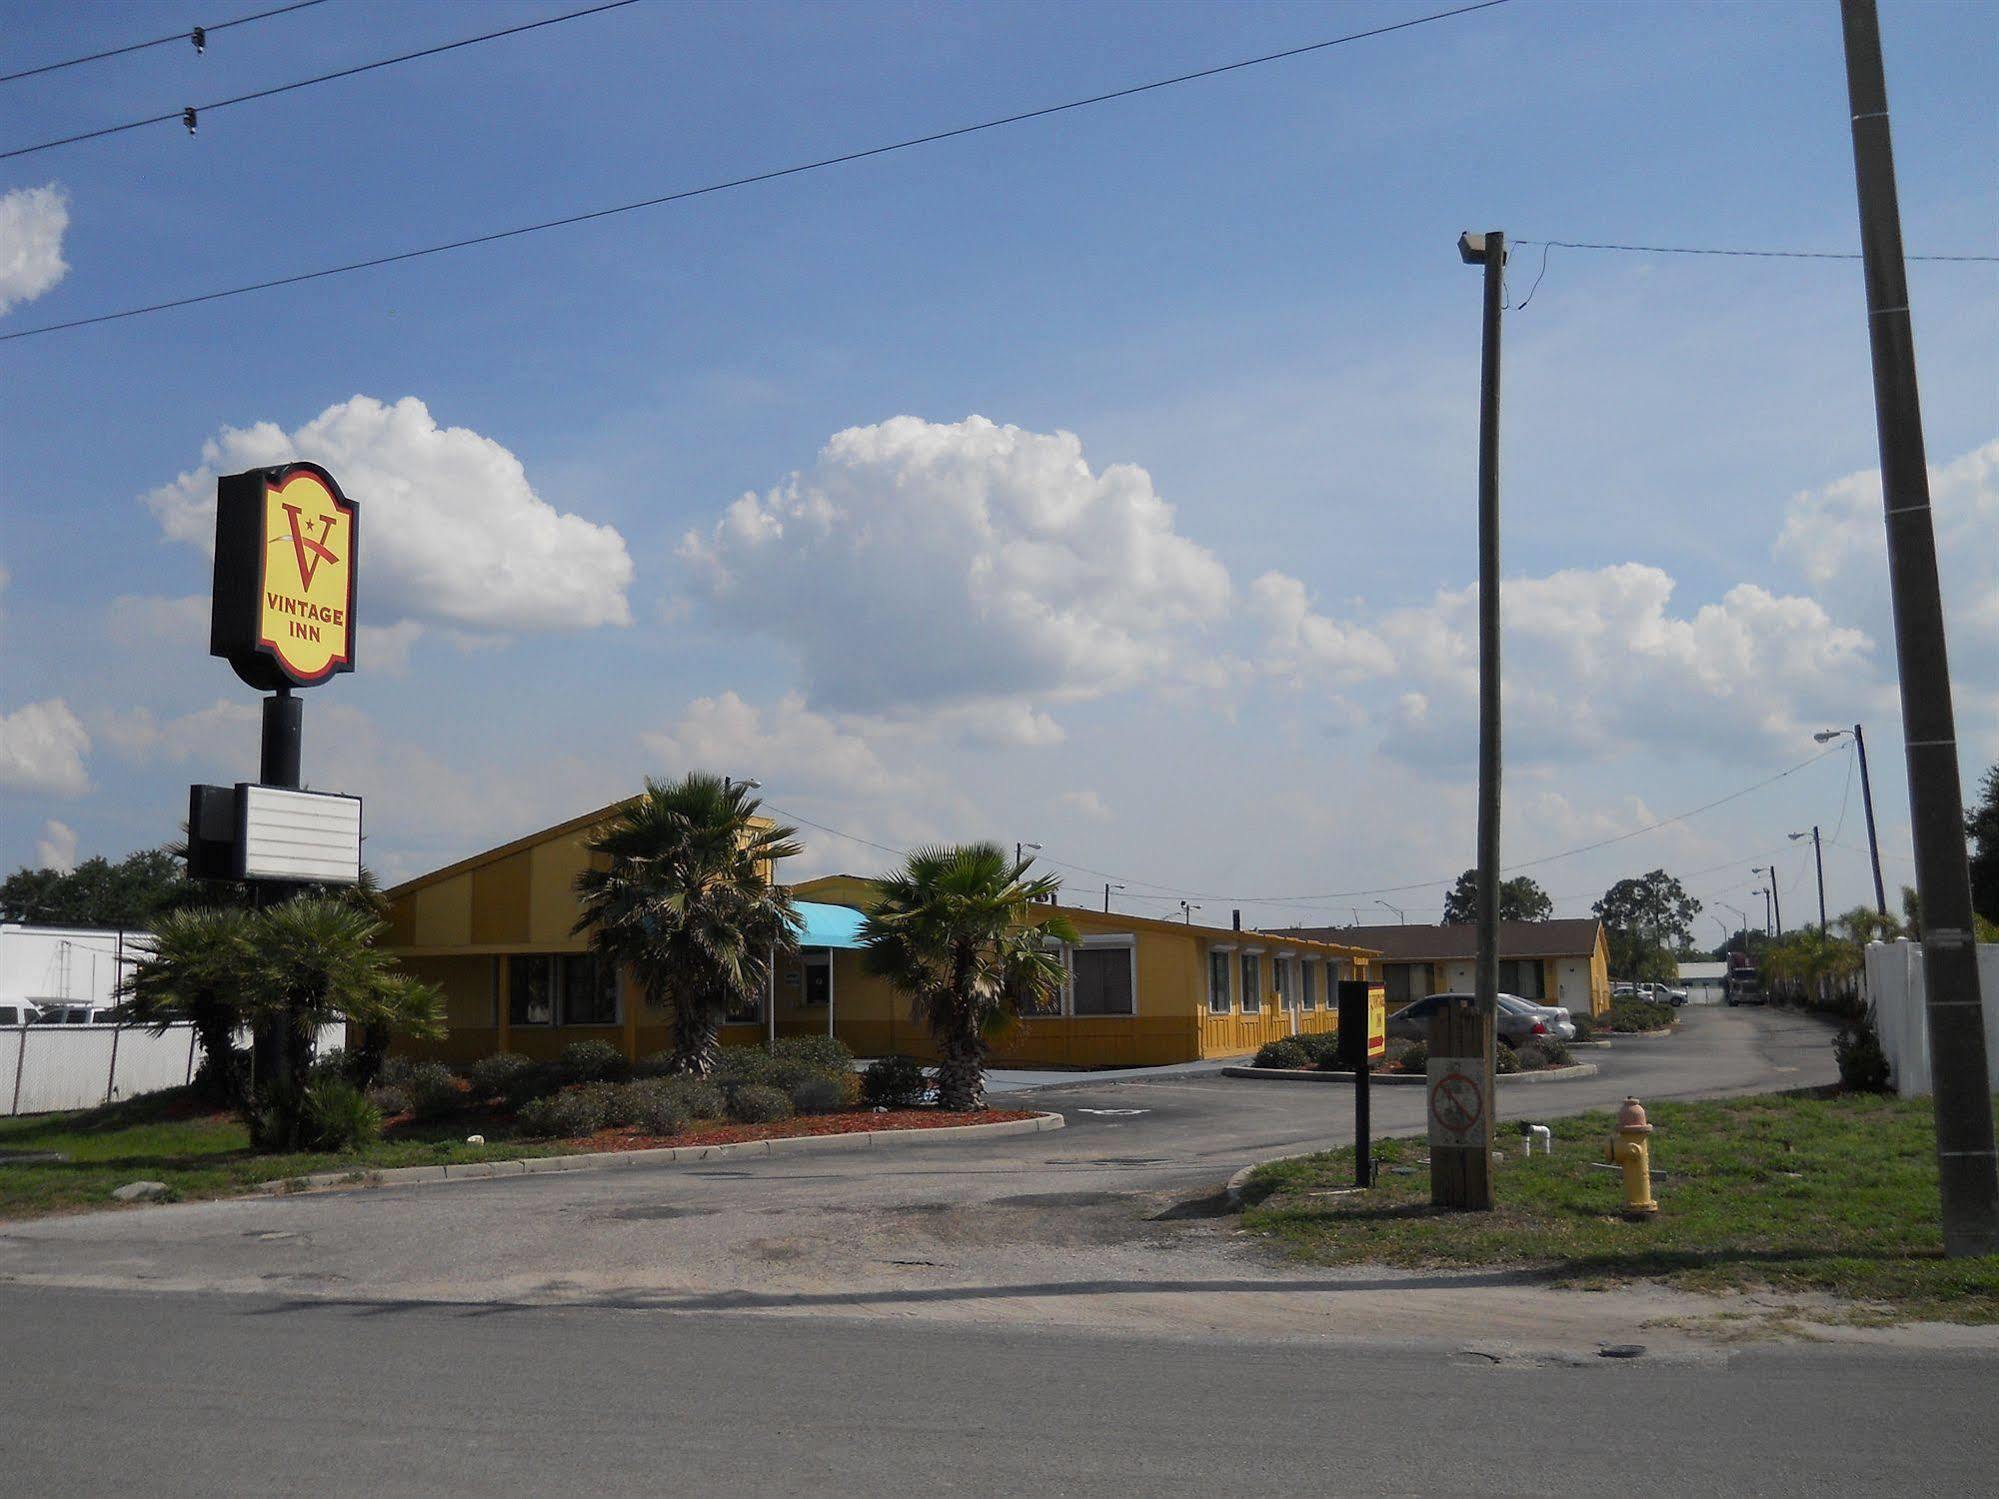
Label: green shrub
xmin=1608 ymin=999 xmax=1675 ymax=1033
xmin=572 ymin=1080 xmax=628 ymax=1125
xmin=396 ymin=1060 xmax=461 ymax=1120
xmin=1495 ymin=1040 xmax=1520 ymax=1075
xmin=366 ymin=1083 xmax=411 ymax=1116
xmin=714 ymin=1046 xmax=777 ymax=1089
xmin=1299 ymin=1032 xmax=1346 ymax=1066
xmin=633 ymin=1050 xmax=679 ymax=1080
xmin=772 ymin=1034 xmax=854 ymax=1072
xmin=1397 ymin=1040 xmax=1428 ymax=1074
xmin=1835 ymin=1008 xmax=1892 ymax=1093
xmin=1254 ymin=1038 xmax=1312 ymax=1070
xmin=469 ymin=1052 xmax=538 ymax=1101
xmin=302 ymin=1076 xmax=383 ymax=1150
xmin=253 ymin=1074 xmax=381 ymax=1153
xmin=624 ymin=1079 xmax=690 ymax=1136
xmin=1569 ymin=1011 xmax=1596 ymax=1042
xmin=515 ymin=1088 xmax=609 ymax=1139
xmin=861 ymin=1055 xmax=928 ymax=1109
xmin=729 ymin=1083 xmax=793 ymax=1124
xmin=791 ymin=1075 xmax=848 ymax=1114
xmin=1515 ymin=1038 xmax=1573 ymax=1072
xmin=659 ymin=1076 xmax=727 ymax=1121
xmin=558 ymin=1039 xmax=629 ymax=1084
xmin=376 ymin=1055 xmax=426 ymax=1091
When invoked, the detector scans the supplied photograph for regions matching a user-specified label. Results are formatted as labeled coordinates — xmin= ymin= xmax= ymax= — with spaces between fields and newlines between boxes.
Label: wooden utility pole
xmin=1839 ymin=0 xmax=1999 ymax=1255
xmin=1433 ymin=229 xmax=1505 ymax=1210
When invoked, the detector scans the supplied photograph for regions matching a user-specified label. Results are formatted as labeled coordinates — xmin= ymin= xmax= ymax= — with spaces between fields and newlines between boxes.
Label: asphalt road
xmin=4 ymin=1008 xmax=1992 ymax=1495
xmin=7 ymin=1285 xmax=1995 ymax=1497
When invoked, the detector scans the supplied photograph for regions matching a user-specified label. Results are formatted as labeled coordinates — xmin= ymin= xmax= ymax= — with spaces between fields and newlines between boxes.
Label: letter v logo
xmin=283 ymin=502 xmax=340 ymax=589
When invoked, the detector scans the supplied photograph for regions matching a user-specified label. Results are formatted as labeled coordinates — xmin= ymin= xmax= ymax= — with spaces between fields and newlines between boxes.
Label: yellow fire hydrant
xmin=1606 ymin=1096 xmax=1659 ymax=1218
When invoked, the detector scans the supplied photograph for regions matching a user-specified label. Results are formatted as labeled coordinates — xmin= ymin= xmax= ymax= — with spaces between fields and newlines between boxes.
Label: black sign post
xmin=1338 ymin=979 xmax=1374 ymax=1189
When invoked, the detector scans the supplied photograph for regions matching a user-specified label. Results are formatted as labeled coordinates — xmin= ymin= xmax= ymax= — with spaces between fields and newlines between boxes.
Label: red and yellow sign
xmin=211 ymin=462 xmax=359 ymax=690
xmin=1366 ymin=981 xmax=1387 ymax=1060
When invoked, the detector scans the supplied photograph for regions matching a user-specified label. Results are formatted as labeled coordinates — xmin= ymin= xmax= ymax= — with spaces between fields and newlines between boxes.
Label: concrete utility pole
xmin=1839 ymin=0 xmax=1999 ymax=1256
xmin=1430 ymin=227 xmax=1505 ymax=1212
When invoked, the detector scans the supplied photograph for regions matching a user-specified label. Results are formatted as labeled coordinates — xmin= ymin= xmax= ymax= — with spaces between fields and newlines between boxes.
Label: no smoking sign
xmin=1426 ymin=1058 xmax=1490 ymax=1148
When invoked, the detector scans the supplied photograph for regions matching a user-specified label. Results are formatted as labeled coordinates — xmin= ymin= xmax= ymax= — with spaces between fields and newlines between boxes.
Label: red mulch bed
xmin=560 ymin=1108 xmax=1035 ymax=1153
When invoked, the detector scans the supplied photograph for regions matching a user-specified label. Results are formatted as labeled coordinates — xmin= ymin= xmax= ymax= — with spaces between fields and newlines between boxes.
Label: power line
xmin=0 ymin=0 xmax=334 ymax=87
xmin=1518 ymin=237 xmax=1998 ymax=264
xmin=766 ymin=745 xmax=1844 ymax=908
xmin=0 ymin=0 xmax=641 ymax=162
xmin=0 ymin=0 xmax=1516 ymax=345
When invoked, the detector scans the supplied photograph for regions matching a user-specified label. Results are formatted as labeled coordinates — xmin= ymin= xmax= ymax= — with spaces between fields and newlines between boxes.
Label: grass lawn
xmin=0 ymin=1088 xmax=1037 ymax=1221
xmin=0 ymin=1089 xmax=570 ymax=1219
xmin=1240 ymin=1090 xmax=1999 ymax=1323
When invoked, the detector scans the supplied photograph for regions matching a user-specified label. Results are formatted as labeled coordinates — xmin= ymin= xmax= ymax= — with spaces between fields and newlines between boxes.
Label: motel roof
xmin=1273 ymin=919 xmax=1605 ymax=963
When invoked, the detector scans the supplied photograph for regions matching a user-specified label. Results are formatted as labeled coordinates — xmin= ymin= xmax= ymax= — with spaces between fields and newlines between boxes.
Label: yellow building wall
xmin=388 ymin=841 xmax=1375 ymax=1068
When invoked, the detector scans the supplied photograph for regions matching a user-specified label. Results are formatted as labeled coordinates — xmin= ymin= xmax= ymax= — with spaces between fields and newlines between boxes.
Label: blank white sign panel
xmin=238 ymin=785 xmax=362 ymax=884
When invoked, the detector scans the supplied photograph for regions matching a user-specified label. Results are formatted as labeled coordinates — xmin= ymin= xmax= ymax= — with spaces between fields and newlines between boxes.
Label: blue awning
xmin=795 ymin=900 xmax=866 ymax=950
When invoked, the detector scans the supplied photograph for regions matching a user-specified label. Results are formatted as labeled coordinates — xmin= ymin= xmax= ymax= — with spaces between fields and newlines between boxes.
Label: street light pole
xmin=1818 ymin=725 xmax=1890 ymax=916
xmin=1755 ymin=866 xmax=1785 ymax=936
xmin=1791 ymin=827 xmax=1827 ymax=932
xmin=1839 ymin=0 xmax=1998 ymax=1255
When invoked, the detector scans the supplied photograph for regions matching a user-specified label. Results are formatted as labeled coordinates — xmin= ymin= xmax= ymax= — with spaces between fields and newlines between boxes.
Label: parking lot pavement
xmin=0 ymin=1007 xmax=1836 ymax=1328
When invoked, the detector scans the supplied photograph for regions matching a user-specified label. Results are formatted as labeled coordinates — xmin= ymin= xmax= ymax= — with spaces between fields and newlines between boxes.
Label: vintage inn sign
xmin=209 ymin=462 xmax=358 ymax=690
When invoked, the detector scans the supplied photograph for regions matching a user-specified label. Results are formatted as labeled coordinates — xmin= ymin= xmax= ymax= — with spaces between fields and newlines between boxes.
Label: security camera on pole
xmin=193 ymin=462 xmax=365 ymax=1092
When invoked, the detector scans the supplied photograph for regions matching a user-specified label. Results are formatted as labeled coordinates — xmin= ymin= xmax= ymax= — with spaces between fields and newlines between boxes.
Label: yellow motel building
xmin=383 ymin=801 xmax=1379 ymax=1068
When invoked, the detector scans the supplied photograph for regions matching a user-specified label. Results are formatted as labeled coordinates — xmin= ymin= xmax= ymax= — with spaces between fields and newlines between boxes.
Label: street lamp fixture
xmin=1375 ymin=899 xmax=1406 ymax=925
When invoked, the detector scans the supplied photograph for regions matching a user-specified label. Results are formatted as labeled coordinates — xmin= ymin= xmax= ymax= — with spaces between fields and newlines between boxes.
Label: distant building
xmin=1273 ymin=919 xmax=1612 ymax=1017
xmin=1676 ymin=960 xmax=1729 ymax=1002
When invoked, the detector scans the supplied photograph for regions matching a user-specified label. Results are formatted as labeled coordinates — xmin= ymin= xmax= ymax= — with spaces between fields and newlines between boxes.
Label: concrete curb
xmin=1607 ymin=1027 xmax=1677 ymax=1039
xmin=1220 ymin=1062 xmax=1598 ymax=1086
xmin=257 ymin=1110 xmax=1066 ymax=1197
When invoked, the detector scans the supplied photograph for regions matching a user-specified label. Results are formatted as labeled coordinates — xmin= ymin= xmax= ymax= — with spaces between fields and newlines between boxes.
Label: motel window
xmin=1273 ymin=958 xmax=1292 ymax=1010
xmin=559 ymin=953 xmax=620 ymax=1026
xmin=1498 ymin=959 xmax=1545 ymax=1001
xmin=1207 ymin=950 xmax=1232 ymax=1014
xmin=1070 ymin=943 xmax=1136 ymax=1017
xmin=1300 ymin=962 xmax=1317 ymax=1011
xmin=508 ymin=956 xmax=555 ymax=1026
xmin=1240 ymin=953 xmax=1262 ymax=1014
xmin=509 ymin=954 xmax=620 ymax=1027
xmin=1382 ymin=964 xmax=1416 ymax=1005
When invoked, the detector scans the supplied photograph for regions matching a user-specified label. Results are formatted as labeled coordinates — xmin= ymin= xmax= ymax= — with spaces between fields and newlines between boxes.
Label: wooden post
xmin=1429 ymin=997 xmax=1495 ymax=1209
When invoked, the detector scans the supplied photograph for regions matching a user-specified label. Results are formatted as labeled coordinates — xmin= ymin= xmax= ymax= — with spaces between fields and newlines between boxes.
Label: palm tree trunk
xmin=672 ymin=995 xmax=722 ymax=1077
xmin=934 ymin=1023 xmax=986 ymax=1112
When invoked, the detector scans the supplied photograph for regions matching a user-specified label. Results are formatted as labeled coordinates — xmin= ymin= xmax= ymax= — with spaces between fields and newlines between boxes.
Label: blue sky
xmin=2 ymin=0 xmax=1994 ymax=937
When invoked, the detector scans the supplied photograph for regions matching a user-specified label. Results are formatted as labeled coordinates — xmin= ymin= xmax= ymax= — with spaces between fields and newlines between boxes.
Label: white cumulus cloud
xmin=143 ymin=395 xmax=635 ymax=642
xmin=1251 ymin=561 xmax=1877 ymax=769
xmin=0 ymin=699 xmax=90 ymax=795
xmin=34 ymin=819 xmax=78 ymax=874
xmin=0 ymin=184 xmax=68 ymax=316
xmin=1776 ymin=437 xmax=1999 ymax=689
xmin=680 ymin=416 xmax=1232 ymax=715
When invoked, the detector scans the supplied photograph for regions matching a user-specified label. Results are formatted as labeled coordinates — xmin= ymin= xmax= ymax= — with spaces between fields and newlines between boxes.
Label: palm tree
xmin=574 ymin=774 xmax=803 ymax=1076
xmin=861 ymin=843 xmax=1077 ymax=1111
xmin=245 ymin=897 xmax=446 ymax=1088
xmin=1763 ymin=927 xmax=1863 ymax=1014
xmin=120 ymin=905 xmax=254 ymax=1105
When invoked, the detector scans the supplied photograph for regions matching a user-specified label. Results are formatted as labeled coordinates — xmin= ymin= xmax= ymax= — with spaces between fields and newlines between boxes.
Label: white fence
xmin=2 ymin=1022 xmax=348 ymax=1118
xmin=1862 ymin=939 xmax=1999 ymax=1098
